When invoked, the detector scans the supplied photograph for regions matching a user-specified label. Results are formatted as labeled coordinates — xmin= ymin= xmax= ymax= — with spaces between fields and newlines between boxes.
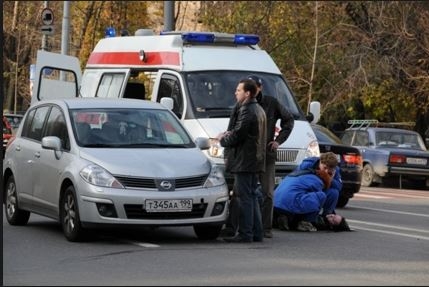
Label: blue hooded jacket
xmin=273 ymin=157 xmax=342 ymax=215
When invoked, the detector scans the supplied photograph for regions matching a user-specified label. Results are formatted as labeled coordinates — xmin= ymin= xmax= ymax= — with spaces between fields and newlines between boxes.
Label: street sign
xmin=41 ymin=25 xmax=54 ymax=35
xmin=41 ymin=8 xmax=54 ymax=25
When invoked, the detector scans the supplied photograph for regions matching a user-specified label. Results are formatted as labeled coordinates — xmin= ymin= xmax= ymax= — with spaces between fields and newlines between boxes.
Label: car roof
xmin=31 ymin=98 xmax=166 ymax=110
xmin=346 ymin=127 xmax=418 ymax=134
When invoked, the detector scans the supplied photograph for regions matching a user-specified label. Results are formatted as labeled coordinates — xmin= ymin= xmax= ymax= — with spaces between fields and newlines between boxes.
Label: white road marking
xmin=121 ymin=240 xmax=160 ymax=248
xmin=348 ymin=206 xmax=429 ymax=218
xmin=354 ymin=194 xmax=389 ymax=199
xmin=351 ymin=226 xmax=429 ymax=241
xmin=348 ymin=219 xmax=429 ymax=233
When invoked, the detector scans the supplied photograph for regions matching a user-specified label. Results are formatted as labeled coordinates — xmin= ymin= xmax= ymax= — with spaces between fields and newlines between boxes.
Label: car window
xmin=354 ymin=131 xmax=369 ymax=146
xmin=158 ymin=75 xmax=183 ymax=118
xmin=44 ymin=106 xmax=70 ymax=150
xmin=24 ymin=106 xmax=50 ymax=141
xmin=376 ymin=130 xmax=425 ymax=149
xmin=341 ymin=131 xmax=354 ymax=145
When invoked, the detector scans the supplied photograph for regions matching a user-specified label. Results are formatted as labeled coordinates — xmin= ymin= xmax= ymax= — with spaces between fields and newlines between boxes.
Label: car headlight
xmin=204 ymin=163 xmax=226 ymax=188
xmin=207 ymin=138 xmax=224 ymax=158
xmin=305 ymin=140 xmax=320 ymax=158
xmin=80 ymin=164 xmax=124 ymax=188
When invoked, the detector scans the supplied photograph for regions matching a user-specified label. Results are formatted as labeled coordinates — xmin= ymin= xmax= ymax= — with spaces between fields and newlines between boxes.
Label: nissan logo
xmin=160 ymin=180 xmax=173 ymax=190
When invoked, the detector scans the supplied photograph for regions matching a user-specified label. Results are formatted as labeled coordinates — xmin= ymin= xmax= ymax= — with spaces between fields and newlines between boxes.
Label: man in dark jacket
xmin=217 ymin=78 xmax=267 ymax=243
xmin=248 ymin=75 xmax=295 ymax=238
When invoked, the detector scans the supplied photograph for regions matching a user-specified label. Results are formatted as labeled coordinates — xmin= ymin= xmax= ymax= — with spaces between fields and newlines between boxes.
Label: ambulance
xmin=32 ymin=29 xmax=321 ymax=188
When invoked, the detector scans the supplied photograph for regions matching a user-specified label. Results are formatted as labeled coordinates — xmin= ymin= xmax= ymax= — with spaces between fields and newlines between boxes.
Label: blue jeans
xmin=235 ymin=172 xmax=263 ymax=241
xmin=303 ymin=187 xmax=339 ymax=222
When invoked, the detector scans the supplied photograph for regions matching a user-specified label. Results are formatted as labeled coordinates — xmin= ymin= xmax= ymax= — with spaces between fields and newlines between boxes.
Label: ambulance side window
xmin=158 ymin=76 xmax=183 ymax=118
xmin=97 ymin=73 xmax=125 ymax=98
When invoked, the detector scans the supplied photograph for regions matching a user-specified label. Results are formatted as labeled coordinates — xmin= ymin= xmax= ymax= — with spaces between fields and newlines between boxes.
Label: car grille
xmin=124 ymin=203 xmax=208 ymax=219
xmin=276 ymin=149 xmax=299 ymax=162
xmin=115 ymin=175 xmax=207 ymax=189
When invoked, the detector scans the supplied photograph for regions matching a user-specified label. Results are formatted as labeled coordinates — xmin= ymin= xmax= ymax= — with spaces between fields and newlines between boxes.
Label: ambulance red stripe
xmin=87 ymin=51 xmax=180 ymax=66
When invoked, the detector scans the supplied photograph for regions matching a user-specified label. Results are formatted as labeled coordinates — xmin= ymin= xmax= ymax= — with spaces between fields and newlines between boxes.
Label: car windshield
xmin=375 ymin=131 xmax=427 ymax=150
xmin=71 ymin=108 xmax=195 ymax=148
xmin=184 ymin=71 xmax=305 ymax=119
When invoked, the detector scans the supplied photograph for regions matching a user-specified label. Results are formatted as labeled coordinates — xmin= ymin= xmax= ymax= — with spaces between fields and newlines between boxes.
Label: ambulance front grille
xmin=276 ymin=149 xmax=299 ymax=163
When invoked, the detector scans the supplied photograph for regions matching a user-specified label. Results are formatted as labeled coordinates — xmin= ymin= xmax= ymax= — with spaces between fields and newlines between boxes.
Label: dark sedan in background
xmin=311 ymin=124 xmax=363 ymax=207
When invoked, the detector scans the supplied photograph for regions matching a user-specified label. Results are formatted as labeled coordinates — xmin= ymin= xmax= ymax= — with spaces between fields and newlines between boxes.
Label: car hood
xmin=78 ymin=148 xmax=211 ymax=178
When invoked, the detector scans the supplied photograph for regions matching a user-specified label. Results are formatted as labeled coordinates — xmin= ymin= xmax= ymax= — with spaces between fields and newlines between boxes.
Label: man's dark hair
xmin=332 ymin=217 xmax=351 ymax=232
xmin=239 ymin=78 xmax=257 ymax=98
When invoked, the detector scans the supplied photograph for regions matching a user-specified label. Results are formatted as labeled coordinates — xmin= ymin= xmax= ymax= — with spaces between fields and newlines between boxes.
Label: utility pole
xmin=164 ymin=1 xmax=175 ymax=31
xmin=61 ymin=1 xmax=70 ymax=56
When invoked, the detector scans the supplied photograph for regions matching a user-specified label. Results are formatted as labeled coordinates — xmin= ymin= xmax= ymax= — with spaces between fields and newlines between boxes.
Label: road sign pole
xmin=41 ymin=1 xmax=48 ymax=51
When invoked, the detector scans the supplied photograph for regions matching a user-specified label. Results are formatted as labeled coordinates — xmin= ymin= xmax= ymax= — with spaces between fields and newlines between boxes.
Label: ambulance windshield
xmin=185 ymin=71 xmax=304 ymax=118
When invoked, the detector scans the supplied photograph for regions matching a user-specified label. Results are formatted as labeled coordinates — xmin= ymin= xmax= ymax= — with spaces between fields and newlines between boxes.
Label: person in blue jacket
xmin=273 ymin=152 xmax=348 ymax=231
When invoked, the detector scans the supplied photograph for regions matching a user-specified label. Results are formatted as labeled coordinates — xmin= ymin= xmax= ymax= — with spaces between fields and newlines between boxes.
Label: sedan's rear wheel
xmin=193 ymin=224 xmax=223 ymax=240
xmin=5 ymin=175 xmax=30 ymax=225
xmin=60 ymin=186 xmax=86 ymax=242
xmin=361 ymin=164 xmax=375 ymax=187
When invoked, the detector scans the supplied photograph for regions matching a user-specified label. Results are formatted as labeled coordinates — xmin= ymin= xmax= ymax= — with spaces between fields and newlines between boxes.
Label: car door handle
xmin=34 ymin=152 xmax=40 ymax=158
xmin=15 ymin=146 xmax=21 ymax=151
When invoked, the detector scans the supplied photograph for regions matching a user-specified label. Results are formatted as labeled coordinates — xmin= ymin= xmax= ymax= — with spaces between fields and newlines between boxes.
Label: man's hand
xmin=216 ymin=131 xmax=231 ymax=141
xmin=268 ymin=141 xmax=279 ymax=151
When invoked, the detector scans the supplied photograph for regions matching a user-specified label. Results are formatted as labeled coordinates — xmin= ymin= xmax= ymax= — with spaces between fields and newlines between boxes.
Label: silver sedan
xmin=3 ymin=98 xmax=229 ymax=241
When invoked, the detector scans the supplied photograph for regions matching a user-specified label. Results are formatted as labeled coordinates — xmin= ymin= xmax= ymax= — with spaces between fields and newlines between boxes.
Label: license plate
xmin=406 ymin=158 xmax=427 ymax=165
xmin=145 ymin=199 xmax=193 ymax=213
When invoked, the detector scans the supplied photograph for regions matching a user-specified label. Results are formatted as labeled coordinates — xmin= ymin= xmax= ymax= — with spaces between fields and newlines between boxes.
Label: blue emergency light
xmin=181 ymin=32 xmax=215 ymax=43
xmin=234 ymin=34 xmax=260 ymax=45
xmin=160 ymin=31 xmax=259 ymax=45
xmin=105 ymin=27 xmax=116 ymax=38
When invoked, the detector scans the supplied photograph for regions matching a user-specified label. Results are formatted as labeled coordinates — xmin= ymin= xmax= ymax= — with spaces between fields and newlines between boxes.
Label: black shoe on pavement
xmin=264 ymin=230 xmax=273 ymax=238
xmin=223 ymin=235 xmax=252 ymax=243
xmin=219 ymin=228 xmax=236 ymax=238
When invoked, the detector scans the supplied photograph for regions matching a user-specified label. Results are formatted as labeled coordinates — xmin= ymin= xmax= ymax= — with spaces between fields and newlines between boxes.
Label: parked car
xmin=311 ymin=124 xmax=363 ymax=207
xmin=341 ymin=120 xmax=429 ymax=189
xmin=2 ymin=116 xmax=13 ymax=157
xmin=3 ymin=98 xmax=229 ymax=242
xmin=4 ymin=113 xmax=24 ymax=134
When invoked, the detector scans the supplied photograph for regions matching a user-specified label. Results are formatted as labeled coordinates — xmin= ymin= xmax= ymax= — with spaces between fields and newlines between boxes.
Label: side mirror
xmin=194 ymin=137 xmax=210 ymax=150
xmin=309 ymin=101 xmax=321 ymax=124
xmin=160 ymin=97 xmax=174 ymax=110
xmin=42 ymin=136 xmax=62 ymax=159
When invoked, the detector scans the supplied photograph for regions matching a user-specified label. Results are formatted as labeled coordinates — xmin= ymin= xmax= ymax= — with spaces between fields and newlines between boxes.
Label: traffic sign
xmin=41 ymin=8 xmax=54 ymax=25
xmin=41 ymin=25 xmax=54 ymax=35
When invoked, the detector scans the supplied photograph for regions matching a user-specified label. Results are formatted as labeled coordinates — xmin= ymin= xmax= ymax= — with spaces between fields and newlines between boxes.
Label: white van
xmin=32 ymin=30 xmax=321 ymax=188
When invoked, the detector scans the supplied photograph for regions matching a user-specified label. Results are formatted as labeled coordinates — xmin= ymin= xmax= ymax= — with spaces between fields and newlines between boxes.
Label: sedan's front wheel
xmin=60 ymin=186 xmax=86 ymax=242
xmin=5 ymin=175 xmax=30 ymax=225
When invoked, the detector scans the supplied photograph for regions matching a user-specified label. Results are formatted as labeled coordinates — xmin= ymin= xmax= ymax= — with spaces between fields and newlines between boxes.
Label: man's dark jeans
xmin=234 ymin=172 xmax=263 ymax=241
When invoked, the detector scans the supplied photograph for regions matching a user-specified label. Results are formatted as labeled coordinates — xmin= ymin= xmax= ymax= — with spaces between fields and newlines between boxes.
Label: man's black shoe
xmin=219 ymin=228 xmax=236 ymax=238
xmin=223 ymin=235 xmax=252 ymax=243
xmin=263 ymin=230 xmax=273 ymax=238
